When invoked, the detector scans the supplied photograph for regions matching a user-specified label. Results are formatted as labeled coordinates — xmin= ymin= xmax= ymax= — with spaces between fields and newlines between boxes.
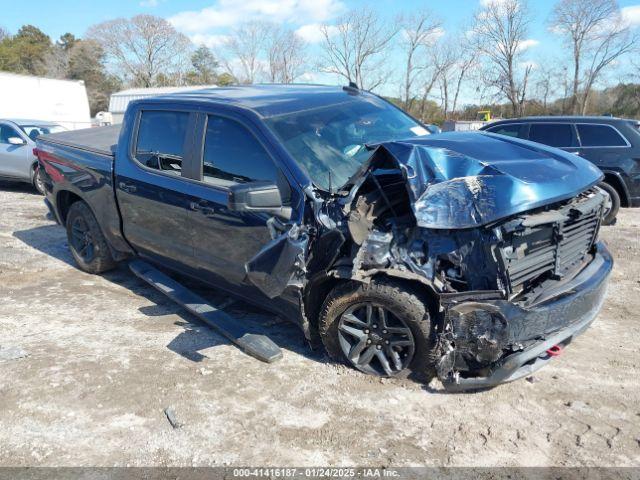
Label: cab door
xmin=115 ymin=108 xmax=201 ymax=271
xmin=184 ymin=111 xmax=299 ymax=306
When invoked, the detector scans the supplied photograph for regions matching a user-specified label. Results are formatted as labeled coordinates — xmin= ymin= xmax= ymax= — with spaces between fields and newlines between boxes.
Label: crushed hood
xmin=352 ymin=132 xmax=603 ymax=229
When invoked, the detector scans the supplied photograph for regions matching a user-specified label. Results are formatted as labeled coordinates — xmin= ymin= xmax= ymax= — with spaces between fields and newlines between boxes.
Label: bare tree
xmin=225 ymin=21 xmax=271 ymax=84
xmin=87 ymin=15 xmax=192 ymax=87
xmin=551 ymin=0 xmax=636 ymax=114
xmin=438 ymin=40 xmax=477 ymax=119
xmin=471 ymin=0 xmax=533 ymax=116
xmin=529 ymin=65 xmax=562 ymax=113
xmin=0 ymin=27 xmax=8 ymax=41
xmin=266 ymin=26 xmax=307 ymax=83
xmin=398 ymin=11 xmax=442 ymax=111
xmin=319 ymin=8 xmax=398 ymax=91
xmin=415 ymin=48 xmax=455 ymax=120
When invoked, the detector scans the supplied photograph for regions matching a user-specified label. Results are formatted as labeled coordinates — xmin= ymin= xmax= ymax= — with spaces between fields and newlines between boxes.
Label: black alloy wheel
xmin=70 ymin=215 xmax=96 ymax=263
xmin=337 ymin=302 xmax=415 ymax=376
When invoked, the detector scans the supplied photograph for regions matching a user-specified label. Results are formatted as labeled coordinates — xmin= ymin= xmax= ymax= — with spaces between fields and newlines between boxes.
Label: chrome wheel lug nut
xmin=382 ymin=329 xmax=387 ymax=334
xmin=372 ymin=324 xmax=378 ymax=329
xmin=367 ymin=339 xmax=372 ymax=344
xmin=376 ymin=345 xmax=382 ymax=350
xmin=364 ymin=329 xmax=369 ymax=334
xmin=385 ymin=340 xmax=390 ymax=345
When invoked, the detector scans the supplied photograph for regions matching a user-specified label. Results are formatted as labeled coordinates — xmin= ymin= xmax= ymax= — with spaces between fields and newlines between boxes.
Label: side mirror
xmin=228 ymin=181 xmax=292 ymax=219
xmin=8 ymin=137 xmax=26 ymax=146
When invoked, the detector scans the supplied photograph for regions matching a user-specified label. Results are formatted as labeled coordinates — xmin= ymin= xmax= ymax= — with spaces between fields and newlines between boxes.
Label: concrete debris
xmin=164 ymin=406 xmax=183 ymax=429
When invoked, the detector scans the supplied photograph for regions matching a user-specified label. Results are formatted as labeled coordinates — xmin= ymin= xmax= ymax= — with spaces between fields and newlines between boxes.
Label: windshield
xmin=265 ymin=96 xmax=429 ymax=192
xmin=19 ymin=124 xmax=67 ymax=141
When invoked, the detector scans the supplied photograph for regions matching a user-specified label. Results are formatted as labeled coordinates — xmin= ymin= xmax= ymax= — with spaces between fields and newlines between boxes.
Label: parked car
xmin=0 ymin=119 xmax=66 ymax=194
xmin=481 ymin=116 xmax=640 ymax=224
xmin=35 ymin=85 xmax=612 ymax=391
xmin=424 ymin=124 xmax=441 ymax=134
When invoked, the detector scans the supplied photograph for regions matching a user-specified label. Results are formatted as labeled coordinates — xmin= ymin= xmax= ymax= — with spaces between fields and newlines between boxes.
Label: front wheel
xmin=66 ymin=201 xmax=117 ymax=274
xmin=318 ymin=279 xmax=436 ymax=380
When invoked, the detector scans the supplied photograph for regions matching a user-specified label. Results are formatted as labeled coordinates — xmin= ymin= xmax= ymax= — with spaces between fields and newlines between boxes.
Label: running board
xmin=129 ymin=260 xmax=283 ymax=363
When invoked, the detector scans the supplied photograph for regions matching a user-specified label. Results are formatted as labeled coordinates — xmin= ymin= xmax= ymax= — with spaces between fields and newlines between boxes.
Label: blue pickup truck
xmin=35 ymin=85 xmax=613 ymax=390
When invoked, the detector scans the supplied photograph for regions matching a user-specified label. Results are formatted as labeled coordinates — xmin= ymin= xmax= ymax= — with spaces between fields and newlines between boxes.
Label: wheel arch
xmin=601 ymin=171 xmax=630 ymax=207
xmin=56 ymin=190 xmax=85 ymax=224
xmin=303 ymin=268 xmax=440 ymax=337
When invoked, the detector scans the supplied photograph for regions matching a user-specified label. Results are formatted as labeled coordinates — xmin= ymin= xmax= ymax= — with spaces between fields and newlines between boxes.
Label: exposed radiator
xmin=498 ymin=188 xmax=604 ymax=293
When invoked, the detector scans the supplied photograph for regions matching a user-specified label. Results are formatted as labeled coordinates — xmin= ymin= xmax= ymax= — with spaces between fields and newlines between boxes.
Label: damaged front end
xmin=245 ymin=133 xmax=613 ymax=390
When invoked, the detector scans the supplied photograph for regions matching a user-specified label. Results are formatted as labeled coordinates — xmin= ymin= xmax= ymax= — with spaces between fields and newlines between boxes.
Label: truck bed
xmin=38 ymin=125 xmax=121 ymax=157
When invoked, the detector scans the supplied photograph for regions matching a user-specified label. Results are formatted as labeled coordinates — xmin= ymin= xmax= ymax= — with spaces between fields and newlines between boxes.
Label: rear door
xmin=115 ymin=108 xmax=200 ymax=270
xmin=527 ymin=122 xmax=579 ymax=153
xmin=0 ymin=122 xmax=31 ymax=180
xmin=575 ymin=123 xmax=631 ymax=171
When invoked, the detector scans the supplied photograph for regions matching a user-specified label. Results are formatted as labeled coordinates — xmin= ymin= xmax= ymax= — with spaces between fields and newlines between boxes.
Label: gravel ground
xmin=0 ymin=181 xmax=639 ymax=467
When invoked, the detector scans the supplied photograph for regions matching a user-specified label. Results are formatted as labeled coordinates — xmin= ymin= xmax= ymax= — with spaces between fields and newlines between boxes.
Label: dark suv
xmin=481 ymin=116 xmax=640 ymax=224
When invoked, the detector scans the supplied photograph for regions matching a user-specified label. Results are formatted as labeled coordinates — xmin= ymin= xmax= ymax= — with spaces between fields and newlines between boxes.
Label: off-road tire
xmin=318 ymin=278 xmax=437 ymax=381
xmin=66 ymin=201 xmax=117 ymax=274
xmin=599 ymin=182 xmax=620 ymax=226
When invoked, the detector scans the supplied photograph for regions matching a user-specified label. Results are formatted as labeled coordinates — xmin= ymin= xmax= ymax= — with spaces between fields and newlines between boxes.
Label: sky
xmin=3 ymin=0 xmax=640 ymax=103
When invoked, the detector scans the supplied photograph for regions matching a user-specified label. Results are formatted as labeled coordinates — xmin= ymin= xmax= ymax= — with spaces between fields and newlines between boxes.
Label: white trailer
xmin=0 ymin=72 xmax=91 ymax=130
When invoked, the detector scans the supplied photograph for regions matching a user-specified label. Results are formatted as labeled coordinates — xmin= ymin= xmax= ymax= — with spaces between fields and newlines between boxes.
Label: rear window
xmin=135 ymin=110 xmax=189 ymax=175
xmin=486 ymin=123 xmax=523 ymax=138
xmin=577 ymin=124 xmax=628 ymax=147
xmin=529 ymin=123 xmax=577 ymax=148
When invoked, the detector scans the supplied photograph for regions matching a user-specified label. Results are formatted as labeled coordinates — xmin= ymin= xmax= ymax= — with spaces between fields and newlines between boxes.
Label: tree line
xmin=1 ymin=0 xmax=639 ymax=120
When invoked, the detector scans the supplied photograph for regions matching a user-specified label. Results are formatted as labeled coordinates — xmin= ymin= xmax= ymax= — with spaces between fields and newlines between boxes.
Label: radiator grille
xmin=501 ymin=190 xmax=603 ymax=292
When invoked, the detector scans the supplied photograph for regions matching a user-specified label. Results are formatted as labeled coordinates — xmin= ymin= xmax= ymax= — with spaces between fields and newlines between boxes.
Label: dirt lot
xmin=0 ymin=181 xmax=639 ymax=467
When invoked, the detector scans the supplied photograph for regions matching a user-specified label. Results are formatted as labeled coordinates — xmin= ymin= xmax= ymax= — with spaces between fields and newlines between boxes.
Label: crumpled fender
xmin=244 ymin=223 xmax=309 ymax=299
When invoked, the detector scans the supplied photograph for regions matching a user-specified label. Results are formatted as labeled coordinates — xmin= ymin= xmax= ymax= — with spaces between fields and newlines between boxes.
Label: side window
xmin=135 ymin=110 xmax=189 ymax=175
xmin=577 ymin=124 xmax=628 ymax=147
xmin=486 ymin=124 xmax=522 ymax=138
xmin=0 ymin=124 xmax=22 ymax=144
xmin=528 ymin=123 xmax=576 ymax=148
xmin=202 ymin=115 xmax=279 ymax=187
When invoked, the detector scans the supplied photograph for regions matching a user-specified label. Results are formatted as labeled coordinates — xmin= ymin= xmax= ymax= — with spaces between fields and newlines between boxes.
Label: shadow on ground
xmin=12 ymin=223 xmax=325 ymax=366
xmin=0 ymin=181 xmax=40 ymax=195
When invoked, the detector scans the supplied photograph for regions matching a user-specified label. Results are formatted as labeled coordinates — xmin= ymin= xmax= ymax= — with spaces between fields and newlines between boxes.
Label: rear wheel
xmin=66 ymin=201 xmax=117 ymax=274
xmin=318 ymin=279 xmax=436 ymax=380
xmin=32 ymin=165 xmax=45 ymax=195
xmin=599 ymin=182 xmax=620 ymax=226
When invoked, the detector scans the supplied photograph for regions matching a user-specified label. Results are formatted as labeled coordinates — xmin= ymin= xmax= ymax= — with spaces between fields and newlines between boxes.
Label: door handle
xmin=189 ymin=201 xmax=216 ymax=216
xmin=118 ymin=181 xmax=137 ymax=193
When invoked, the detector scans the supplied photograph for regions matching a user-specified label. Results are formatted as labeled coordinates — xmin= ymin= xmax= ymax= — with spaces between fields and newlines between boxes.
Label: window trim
xmin=129 ymin=107 xmax=199 ymax=182
xmin=575 ymin=122 xmax=631 ymax=149
xmin=193 ymin=111 xmax=283 ymax=193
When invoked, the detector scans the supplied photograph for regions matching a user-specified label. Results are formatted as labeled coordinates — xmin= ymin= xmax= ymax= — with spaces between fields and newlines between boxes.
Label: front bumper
xmin=440 ymin=242 xmax=613 ymax=391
